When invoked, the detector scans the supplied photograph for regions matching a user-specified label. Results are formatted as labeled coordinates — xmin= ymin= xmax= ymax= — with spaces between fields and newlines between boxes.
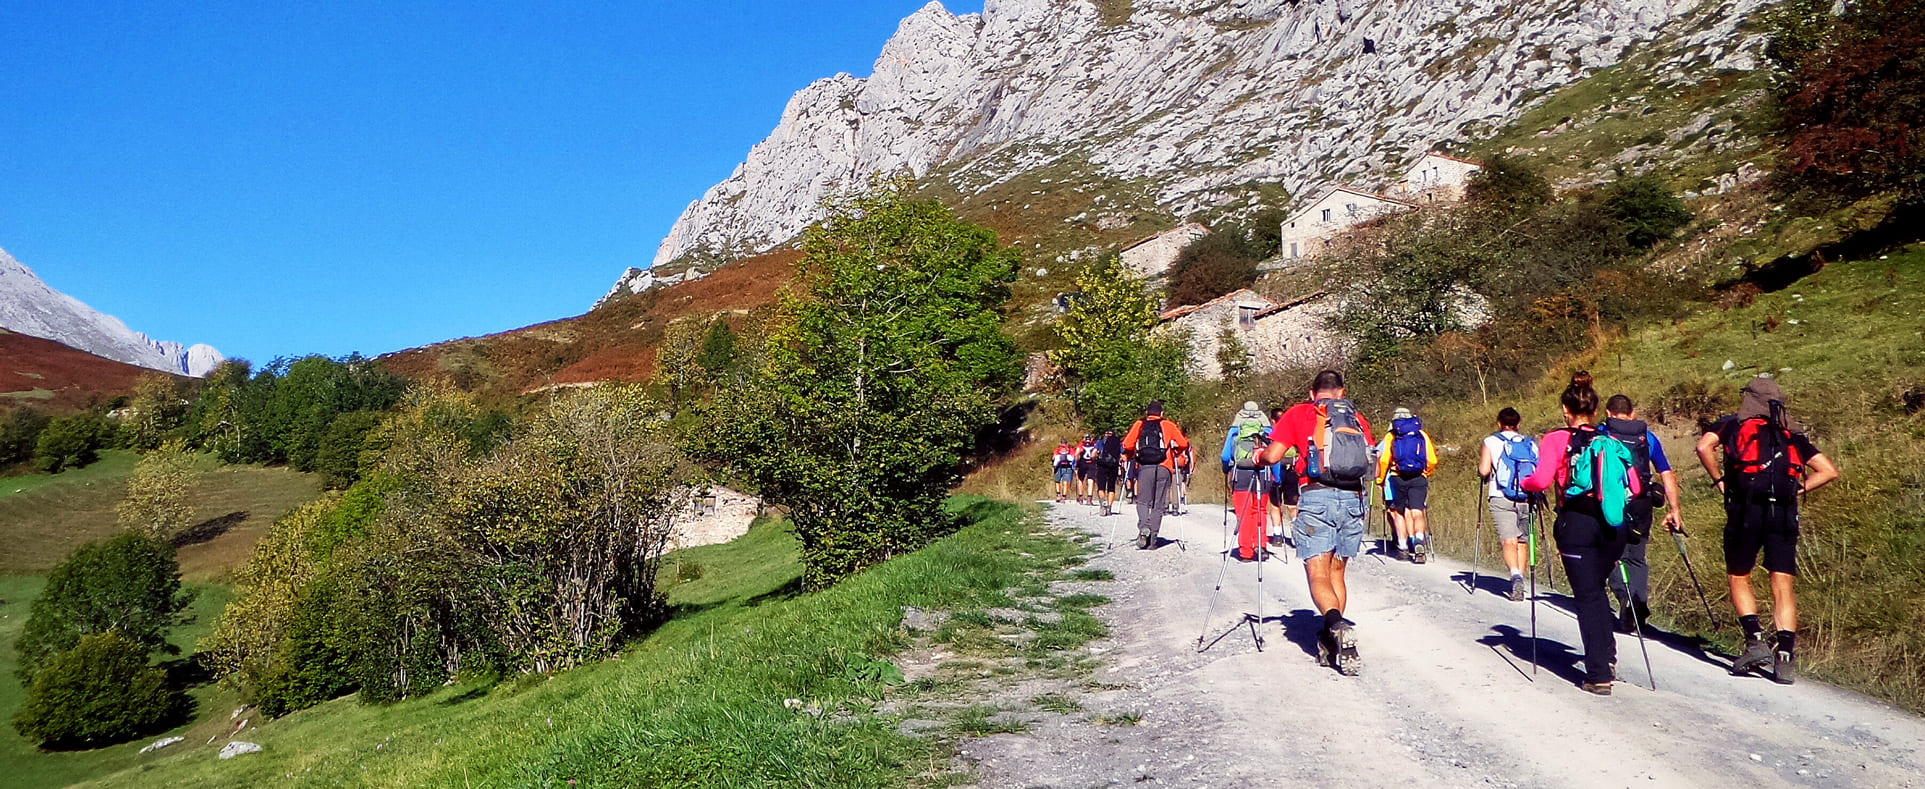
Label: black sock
xmin=1324 ymin=609 xmax=1344 ymax=631
xmin=1776 ymin=630 xmax=1796 ymax=654
xmin=1741 ymin=615 xmax=1763 ymax=641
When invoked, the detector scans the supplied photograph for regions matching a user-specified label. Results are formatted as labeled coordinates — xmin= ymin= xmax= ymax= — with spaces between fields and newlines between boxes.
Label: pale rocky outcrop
xmin=671 ymin=486 xmax=763 ymax=549
xmin=644 ymin=0 xmax=1769 ymax=274
xmin=0 ymin=246 xmax=225 ymax=376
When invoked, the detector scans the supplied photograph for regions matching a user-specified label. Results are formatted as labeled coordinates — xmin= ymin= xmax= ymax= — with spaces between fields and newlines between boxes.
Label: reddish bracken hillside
xmin=380 ymin=249 xmax=800 ymax=398
xmin=0 ymin=329 xmax=176 ymax=413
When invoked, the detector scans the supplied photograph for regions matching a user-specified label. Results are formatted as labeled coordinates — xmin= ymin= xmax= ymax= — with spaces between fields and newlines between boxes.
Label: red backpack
xmin=1718 ymin=402 xmax=1805 ymax=500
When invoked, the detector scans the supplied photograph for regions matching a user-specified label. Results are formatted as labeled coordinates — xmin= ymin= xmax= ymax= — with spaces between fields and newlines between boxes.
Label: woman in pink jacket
xmin=1521 ymin=371 xmax=1641 ymax=695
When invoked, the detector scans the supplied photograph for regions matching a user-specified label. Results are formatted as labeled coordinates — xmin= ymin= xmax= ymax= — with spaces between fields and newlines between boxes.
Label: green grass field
xmin=0 ymin=451 xmax=322 ymax=582
xmin=38 ymin=496 xmax=1093 ymax=788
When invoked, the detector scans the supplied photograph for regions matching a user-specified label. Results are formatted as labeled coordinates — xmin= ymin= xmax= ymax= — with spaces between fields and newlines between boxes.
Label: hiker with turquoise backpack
xmin=1220 ymin=402 xmax=1273 ymax=562
xmin=1521 ymin=371 xmax=1643 ymax=695
xmin=1376 ymin=407 xmax=1438 ymax=563
xmin=1477 ymin=407 xmax=1537 ymax=601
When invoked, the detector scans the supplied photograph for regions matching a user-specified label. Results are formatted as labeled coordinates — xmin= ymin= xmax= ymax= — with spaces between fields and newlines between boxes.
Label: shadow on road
xmin=1272 ymin=608 xmax=1327 ymax=660
xmin=1479 ymin=623 xmax=1585 ymax=685
xmin=1452 ymin=570 xmax=1520 ymax=600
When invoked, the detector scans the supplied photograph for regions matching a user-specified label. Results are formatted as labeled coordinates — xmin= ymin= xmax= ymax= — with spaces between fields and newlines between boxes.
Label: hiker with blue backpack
xmin=1521 ymin=372 xmax=1642 ymax=695
xmin=1260 ymin=370 xmax=1376 ymax=675
xmin=1600 ymin=395 xmax=1686 ymax=635
xmin=1694 ymin=375 xmax=1840 ymax=685
xmin=1221 ymin=402 xmax=1273 ymax=562
xmin=1477 ymin=407 xmax=1538 ymax=601
xmin=1376 ymin=407 xmax=1439 ymax=563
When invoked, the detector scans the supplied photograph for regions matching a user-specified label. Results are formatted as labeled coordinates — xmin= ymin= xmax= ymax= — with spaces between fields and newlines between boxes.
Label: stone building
xmin=1278 ymin=186 xmax=1415 ymax=260
xmin=1156 ymin=289 xmax=1344 ymax=379
xmin=1392 ymin=153 xmax=1483 ymax=203
xmin=1118 ymin=223 xmax=1210 ymax=280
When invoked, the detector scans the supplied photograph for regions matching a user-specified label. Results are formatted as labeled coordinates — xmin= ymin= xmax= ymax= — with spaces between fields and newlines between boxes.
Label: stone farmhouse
xmin=1156 ymin=288 xmax=1344 ymax=380
xmin=1278 ymin=186 xmax=1415 ymax=260
xmin=1391 ymin=152 xmax=1484 ymax=203
xmin=1118 ymin=223 xmax=1210 ymax=280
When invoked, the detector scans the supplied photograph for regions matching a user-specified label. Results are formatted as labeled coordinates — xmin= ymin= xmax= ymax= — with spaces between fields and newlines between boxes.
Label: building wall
xmin=1395 ymin=155 xmax=1482 ymax=203
xmin=1119 ymin=223 xmax=1210 ymax=279
xmin=1241 ymin=297 xmax=1346 ymax=375
xmin=1157 ymin=290 xmax=1274 ymax=379
xmin=1279 ymin=190 xmax=1410 ymax=259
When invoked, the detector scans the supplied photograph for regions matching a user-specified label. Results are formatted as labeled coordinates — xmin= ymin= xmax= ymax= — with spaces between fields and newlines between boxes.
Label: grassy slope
xmin=0 ymin=578 xmax=236 ymax=789
xmin=1408 ymin=246 xmax=1925 ymax=709
xmin=77 ymin=497 xmax=1101 ymax=788
xmin=0 ymin=451 xmax=323 ymax=582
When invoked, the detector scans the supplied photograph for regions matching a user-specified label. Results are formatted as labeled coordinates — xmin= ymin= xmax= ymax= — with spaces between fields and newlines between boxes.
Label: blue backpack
xmin=1390 ymin=417 xmax=1428 ymax=475
xmin=1495 ymin=432 xmax=1538 ymax=503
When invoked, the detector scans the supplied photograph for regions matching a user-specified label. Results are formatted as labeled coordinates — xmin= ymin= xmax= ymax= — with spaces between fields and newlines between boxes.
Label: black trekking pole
xmin=1619 ymin=560 xmax=1656 ymax=691
xmin=1528 ymin=504 xmax=1539 ymax=677
xmin=1195 ymin=486 xmax=1235 ymax=652
xmin=1250 ymin=474 xmax=1267 ymax=650
xmin=1671 ymin=530 xmax=1719 ymax=628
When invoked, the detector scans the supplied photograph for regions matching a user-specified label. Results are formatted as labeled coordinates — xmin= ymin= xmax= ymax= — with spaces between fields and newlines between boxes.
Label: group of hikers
xmin=1052 ymin=416 xmax=1195 ymax=519
xmin=1054 ymin=368 xmax=1838 ymax=695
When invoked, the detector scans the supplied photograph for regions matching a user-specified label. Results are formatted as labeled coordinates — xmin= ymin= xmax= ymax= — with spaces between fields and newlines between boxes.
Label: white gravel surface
xmin=957 ymin=501 xmax=1925 ymax=788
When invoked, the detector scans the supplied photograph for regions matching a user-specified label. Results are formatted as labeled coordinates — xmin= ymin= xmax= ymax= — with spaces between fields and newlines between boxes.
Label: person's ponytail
xmin=1561 ymin=370 xmax=1599 ymax=418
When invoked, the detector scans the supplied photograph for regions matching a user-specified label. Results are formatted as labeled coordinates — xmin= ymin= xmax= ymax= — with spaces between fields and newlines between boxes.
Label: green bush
xmin=11 ymin=631 xmax=178 ymax=748
xmin=1166 ymin=232 xmax=1260 ymax=306
xmin=314 ymin=409 xmax=385 ymax=489
xmin=14 ymin=533 xmax=193 ymax=683
xmin=0 ymin=407 xmax=50 ymax=468
xmin=1604 ymin=175 xmax=1694 ymax=248
xmin=33 ymin=413 xmax=110 ymax=473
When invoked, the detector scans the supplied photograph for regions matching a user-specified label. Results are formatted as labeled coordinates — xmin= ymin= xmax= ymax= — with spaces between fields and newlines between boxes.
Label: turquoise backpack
xmin=1562 ymin=428 xmax=1635 ymax=529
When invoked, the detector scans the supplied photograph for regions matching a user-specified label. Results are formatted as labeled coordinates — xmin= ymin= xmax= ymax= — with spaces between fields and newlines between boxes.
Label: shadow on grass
xmin=171 ymin=511 xmax=249 ymax=548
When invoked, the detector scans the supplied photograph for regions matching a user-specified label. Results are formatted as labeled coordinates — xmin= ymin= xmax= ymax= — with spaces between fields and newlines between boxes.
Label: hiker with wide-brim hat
xmin=1694 ymin=375 xmax=1840 ymax=685
xmin=1221 ymin=401 xmax=1272 ymax=562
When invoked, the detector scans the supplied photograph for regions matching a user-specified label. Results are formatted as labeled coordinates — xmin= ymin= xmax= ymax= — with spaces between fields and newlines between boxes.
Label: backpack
xmin=1494 ymin=432 xmax=1538 ymax=503
xmin=1231 ymin=415 xmax=1269 ymax=470
xmin=1305 ymin=399 xmax=1371 ymax=487
xmin=1096 ymin=434 xmax=1122 ymax=468
xmin=1602 ymin=417 xmax=1658 ymax=501
xmin=1390 ymin=417 xmax=1429 ymax=476
xmin=1561 ymin=427 xmax=1635 ymax=529
xmin=1134 ymin=419 xmax=1169 ymax=466
xmin=1053 ymin=446 xmax=1073 ymax=469
xmin=1718 ymin=403 xmax=1805 ymax=500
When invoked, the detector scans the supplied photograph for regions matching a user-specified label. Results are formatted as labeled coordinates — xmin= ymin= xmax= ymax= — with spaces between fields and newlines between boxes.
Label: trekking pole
xmin=1196 ymin=492 xmax=1235 ymax=651
xmin=1528 ymin=504 xmax=1540 ymax=678
xmin=1251 ymin=474 xmax=1267 ymax=650
xmin=1619 ymin=560 xmax=1656 ymax=691
xmin=1671 ymin=531 xmax=1719 ymax=628
xmin=1470 ymin=478 xmax=1485 ymax=595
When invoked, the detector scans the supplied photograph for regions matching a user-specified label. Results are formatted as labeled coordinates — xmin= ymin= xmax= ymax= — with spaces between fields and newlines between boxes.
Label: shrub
xmin=33 ymin=413 xmax=109 ymax=473
xmin=11 ymin=631 xmax=178 ymax=748
xmin=14 ymin=534 xmax=192 ymax=684
xmin=115 ymin=441 xmax=199 ymax=541
xmin=314 ymin=410 xmax=384 ymax=489
xmin=1166 ymin=232 xmax=1259 ymax=306
xmin=1465 ymin=154 xmax=1553 ymax=215
xmin=1604 ymin=176 xmax=1695 ymax=248
xmin=0 ymin=407 xmax=49 ymax=468
xmin=1771 ymin=0 xmax=1925 ymax=202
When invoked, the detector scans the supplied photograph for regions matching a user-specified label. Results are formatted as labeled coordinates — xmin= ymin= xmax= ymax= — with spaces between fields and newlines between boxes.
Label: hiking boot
xmin=1773 ymin=649 xmax=1797 ymax=685
xmin=1332 ymin=621 xmax=1361 ymax=676
xmin=1136 ymin=533 xmax=1151 ymax=550
xmin=1509 ymin=576 xmax=1527 ymax=602
xmin=1611 ymin=661 xmax=1621 ymax=682
xmin=1731 ymin=637 xmax=1774 ymax=676
xmin=1581 ymin=681 xmax=1613 ymax=696
xmin=1410 ymin=535 xmax=1428 ymax=563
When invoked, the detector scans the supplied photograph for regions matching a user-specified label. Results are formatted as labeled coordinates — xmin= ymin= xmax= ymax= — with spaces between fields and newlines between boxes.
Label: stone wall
xmin=1119 ymin=223 xmax=1209 ymax=280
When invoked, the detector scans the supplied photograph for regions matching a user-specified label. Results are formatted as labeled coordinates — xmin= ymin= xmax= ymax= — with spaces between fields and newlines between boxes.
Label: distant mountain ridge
xmin=0 ymin=246 xmax=223 ymax=377
xmin=644 ymin=0 xmax=1766 ymax=275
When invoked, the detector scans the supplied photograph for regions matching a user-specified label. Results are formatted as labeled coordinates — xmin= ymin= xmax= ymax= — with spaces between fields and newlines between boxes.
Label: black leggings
xmin=1554 ymin=501 xmax=1628 ymax=684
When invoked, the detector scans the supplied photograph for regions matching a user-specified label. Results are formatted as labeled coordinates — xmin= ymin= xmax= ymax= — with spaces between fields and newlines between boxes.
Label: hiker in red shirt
xmin=1122 ymin=401 xmax=1190 ymax=550
xmin=1260 ymin=370 xmax=1374 ymax=675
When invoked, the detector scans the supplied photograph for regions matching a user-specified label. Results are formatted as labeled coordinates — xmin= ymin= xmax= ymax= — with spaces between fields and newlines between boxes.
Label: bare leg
xmin=1502 ymin=538 xmax=1525 ymax=575
xmin=1331 ymin=556 xmax=1350 ymax=613
xmin=1770 ymin=572 xmax=1797 ymax=633
xmin=1411 ymin=509 xmax=1429 ymax=540
xmin=1304 ymin=554 xmax=1341 ymax=614
xmin=1729 ymin=573 xmax=1758 ymax=617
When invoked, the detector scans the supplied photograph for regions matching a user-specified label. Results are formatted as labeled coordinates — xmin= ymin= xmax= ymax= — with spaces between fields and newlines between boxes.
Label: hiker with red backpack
xmin=1123 ymin=401 xmax=1191 ymax=550
xmin=1376 ymin=407 xmax=1439 ymax=563
xmin=1694 ymin=375 xmax=1839 ymax=685
xmin=1260 ymin=370 xmax=1376 ymax=675
xmin=1477 ymin=407 xmax=1538 ymax=601
xmin=1221 ymin=402 xmax=1273 ymax=562
xmin=1052 ymin=441 xmax=1076 ymax=503
xmin=1094 ymin=429 xmax=1124 ymax=516
xmin=1601 ymin=394 xmax=1686 ymax=634
xmin=1075 ymin=435 xmax=1097 ymax=505
xmin=1521 ymin=372 xmax=1642 ymax=695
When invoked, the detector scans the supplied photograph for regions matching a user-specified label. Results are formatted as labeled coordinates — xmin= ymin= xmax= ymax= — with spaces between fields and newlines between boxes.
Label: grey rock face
xmin=648 ymin=0 xmax=1766 ymax=271
xmin=0 ymin=246 xmax=225 ymax=377
xmin=217 ymin=741 xmax=262 ymax=759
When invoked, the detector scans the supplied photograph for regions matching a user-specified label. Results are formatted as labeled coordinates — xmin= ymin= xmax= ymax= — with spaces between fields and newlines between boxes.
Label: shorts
xmin=1387 ymin=474 xmax=1430 ymax=512
xmin=1724 ymin=494 xmax=1799 ymax=576
xmin=1095 ymin=464 xmax=1120 ymax=493
xmin=1053 ymin=466 xmax=1073 ymax=483
xmin=1488 ymin=496 xmax=1530 ymax=542
xmin=1269 ymin=467 xmax=1300 ymax=507
xmin=1294 ymin=487 xmax=1367 ymax=559
xmin=1075 ymin=463 xmax=1090 ymax=481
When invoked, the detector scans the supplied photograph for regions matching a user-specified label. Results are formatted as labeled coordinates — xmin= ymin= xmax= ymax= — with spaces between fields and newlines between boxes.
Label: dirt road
xmin=960 ymin=501 xmax=1925 ymax=788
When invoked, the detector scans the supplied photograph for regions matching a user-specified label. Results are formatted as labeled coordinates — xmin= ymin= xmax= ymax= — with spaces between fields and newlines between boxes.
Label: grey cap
xmin=1393 ymin=407 xmax=1414 ymax=420
xmin=1242 ymin=401 xmax=1261 ymax=412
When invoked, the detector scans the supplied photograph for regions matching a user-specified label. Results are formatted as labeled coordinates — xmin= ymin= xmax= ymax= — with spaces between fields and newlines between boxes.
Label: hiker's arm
xmin=1802 ymin=453 xmax=1840 ymax=494
xmin=1659 ymin=469 xmax=1684 ymax=533
xmin=1520 ymin=431 xmax=1565 ymax=493
xmin=1259 ymin=414 xmax=1291 ymax=466
xmin=1220 ymin=428 xmax=1237 ymax=472
xmin=1477 ymin=440 xmax=1494 ymax=481
xmin=1694 ymin=431 xmax=1723 ymax=491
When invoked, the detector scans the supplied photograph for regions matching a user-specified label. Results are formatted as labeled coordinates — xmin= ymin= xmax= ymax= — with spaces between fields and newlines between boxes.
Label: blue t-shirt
xmin=1646 ymin=430 xmax=1672 ymax=473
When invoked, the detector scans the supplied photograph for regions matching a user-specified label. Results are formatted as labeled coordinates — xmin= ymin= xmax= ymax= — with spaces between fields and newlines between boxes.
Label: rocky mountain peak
xmin=0 ymin=246 xmax=225 ymax=377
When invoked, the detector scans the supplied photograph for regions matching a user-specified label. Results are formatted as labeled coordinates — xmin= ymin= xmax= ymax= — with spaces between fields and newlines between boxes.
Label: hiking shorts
xmin=1053 ymin=466 xmax=1073 ymax=484
xmin=1270 ymin=466 xmax=1300 ymax=507
xmin=1725 ymin=494 xmax=1799 ymax=576
xmin=1488 ymin=496 xmax=1530 ymax=542
xmin=1295 ymin=487 xmax=1367 ymax=559
xmin=1095 ymin=464 xmax=1120 ymax=493
xmin=1387 ymin=474 xmax=1429 ymax=512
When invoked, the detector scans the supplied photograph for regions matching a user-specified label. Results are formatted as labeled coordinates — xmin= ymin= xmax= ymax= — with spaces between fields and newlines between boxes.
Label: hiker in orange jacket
xmin=1122 ymin=401 xmax=1190 ymax=550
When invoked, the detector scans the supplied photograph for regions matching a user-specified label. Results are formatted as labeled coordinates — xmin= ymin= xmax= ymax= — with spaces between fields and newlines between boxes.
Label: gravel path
xmin=958 ymin=501 xmax=1925 ymax=788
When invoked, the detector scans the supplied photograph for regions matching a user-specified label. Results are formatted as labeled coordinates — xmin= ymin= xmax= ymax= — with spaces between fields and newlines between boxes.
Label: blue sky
xmin=0 ymin=1 xmax=982 ymax=363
